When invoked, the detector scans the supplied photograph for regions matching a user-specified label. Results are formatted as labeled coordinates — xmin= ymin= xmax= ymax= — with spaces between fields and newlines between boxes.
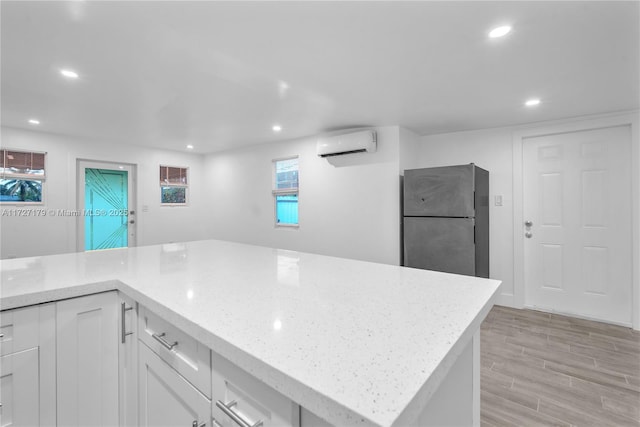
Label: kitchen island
xmin=0 ymin=239 xmax=500 ymax=426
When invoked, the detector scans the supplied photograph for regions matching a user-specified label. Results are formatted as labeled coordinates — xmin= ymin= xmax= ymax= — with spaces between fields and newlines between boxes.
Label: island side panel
xmin=412 ymin=331 xmax=478 ymax=426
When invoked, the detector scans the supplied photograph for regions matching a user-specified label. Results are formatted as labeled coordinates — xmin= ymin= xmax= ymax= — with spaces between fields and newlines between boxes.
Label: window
xmin=0 ymin=149 xmax=46 ymax=203
xmin=273 ymin=157 xmax=298 ymax=226
xmin=160 ymin=165 xmax=188 ymax=205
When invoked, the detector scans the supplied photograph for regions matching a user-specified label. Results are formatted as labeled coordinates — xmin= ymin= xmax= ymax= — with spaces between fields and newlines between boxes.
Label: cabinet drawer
xmin=1 ymin=303 xmax=53 ymax=356
xmin=139 ymin=342 xmax=211 ymax=427
xmin=212 ymin=352 xmax=300 ymax=427
xmin=138 ymin=304 xmax=211 ymax=398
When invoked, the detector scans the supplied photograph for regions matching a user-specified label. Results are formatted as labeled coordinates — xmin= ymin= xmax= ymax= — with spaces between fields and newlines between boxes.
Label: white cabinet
xmin=56 ymin=292 xmax=119 ymax=426
xmin=139 ymin=342 xmax=211 ymax=427
xmin=138 ymin=304 xmax=211 ymax=398
xmin=212 ymin=352 xmax=300 ymax=427
xmin=1 ymin=293 xmax=324 ymax=427
xmin=0 ymin=347 xmax=39 ymax=426
xmin=0 ymin=303 xmax=56 ymax=427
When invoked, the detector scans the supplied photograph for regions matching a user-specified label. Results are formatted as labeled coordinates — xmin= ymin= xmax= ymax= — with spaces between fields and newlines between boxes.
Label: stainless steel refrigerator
xmin=403 ymin=164 xmax=489 ymax=278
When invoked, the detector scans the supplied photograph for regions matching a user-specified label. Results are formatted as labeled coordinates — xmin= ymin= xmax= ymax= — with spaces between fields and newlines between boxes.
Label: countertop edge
xmin=0 ymin=279 xmax=121 ymax=311
xmin=390 ymin=284 xmax=500 ymax=426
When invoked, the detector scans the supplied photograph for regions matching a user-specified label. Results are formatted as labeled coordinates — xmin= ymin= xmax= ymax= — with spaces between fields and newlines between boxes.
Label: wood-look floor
xmin=481 ymin=306 xmax=640 ymax=426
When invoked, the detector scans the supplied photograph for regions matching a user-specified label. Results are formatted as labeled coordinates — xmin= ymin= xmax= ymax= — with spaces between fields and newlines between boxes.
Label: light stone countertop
xmin=0 ymin=239 xmax=501 ymax=427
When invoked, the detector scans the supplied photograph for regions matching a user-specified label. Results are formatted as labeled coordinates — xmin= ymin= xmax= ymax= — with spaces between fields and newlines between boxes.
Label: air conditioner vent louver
xmin=319 ymin=148 xmax=367 ymax=158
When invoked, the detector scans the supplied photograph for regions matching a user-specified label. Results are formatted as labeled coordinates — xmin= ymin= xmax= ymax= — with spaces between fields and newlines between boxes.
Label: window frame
xmin=159 ymin=165 xmax=189 ymax=206
xmin=272 ymin=156 xmax=299 ymax=228
xmin=0 ymin=148 xmax=46 ymax=205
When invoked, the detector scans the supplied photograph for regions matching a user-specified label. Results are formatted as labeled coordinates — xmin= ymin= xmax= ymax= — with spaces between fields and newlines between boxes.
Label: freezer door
xmin=403 ymin=217 xmax=476 ymax=276
xmin=404 ymin=164 xmax=475 ymax=217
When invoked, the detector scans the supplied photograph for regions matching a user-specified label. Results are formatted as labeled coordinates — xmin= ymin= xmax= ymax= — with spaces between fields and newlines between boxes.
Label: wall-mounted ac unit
xmin=316 ymin=130 xmax=377 ymax=157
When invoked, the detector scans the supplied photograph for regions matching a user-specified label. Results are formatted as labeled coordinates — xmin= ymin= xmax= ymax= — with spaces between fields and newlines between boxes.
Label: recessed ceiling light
xmin=60 ymin=69 xmax=79 ymax=79
xmin=28 ymin=119 xmax=40 ymax=125
xmin=489 ymin=25 xmax=512 ymax=38
xmin=525 ymin=98 xmax=541 ymax=107
xmin=186 ymin=144 xmax=194 ymax=149
xmin=272 ymin=124 xmax=282 ymax=132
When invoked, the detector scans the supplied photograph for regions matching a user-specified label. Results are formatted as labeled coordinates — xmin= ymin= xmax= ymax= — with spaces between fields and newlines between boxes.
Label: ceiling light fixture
xmin=60 ymin=69 xmax=79 ymax=79
xmin=186 ymin=144 xmax=194 ymax=149
xmin=28 ymin=119 xmax=40 ymax=125
xmin=525 ymin=98 xmax=541 ymax=107
xmin=489 ymin=25 xmax=512 ymax=38
xmin=272 ymin=124 xmax=282 ymax=132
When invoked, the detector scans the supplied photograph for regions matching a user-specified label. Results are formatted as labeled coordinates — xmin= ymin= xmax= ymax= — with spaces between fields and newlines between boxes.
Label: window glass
xmin=276 ymin=194 xmax=298 ymax=225
xmin=1 ymin=149 xmax=46 ymax=203
xmin=160 ymin=165 xmax=188 ymax=205
xmin=160 ymin=166 xmax=187 ymax=185
xmin=1 ymin=150 xmax=45 ymax=177
xmin=161 ymin=186 xmax=187 ymax=204
xmin=273 ymin=158 xmax=298 ymax=226
xmin=0 ymin=179 xmax=42 ymax=202
xmin=275 ymin=158 xmax=298 ymax=190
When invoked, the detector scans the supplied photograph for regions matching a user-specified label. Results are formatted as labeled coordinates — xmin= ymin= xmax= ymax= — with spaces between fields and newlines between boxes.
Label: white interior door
xmin=523 ymin=125 xmax=632 ymax=325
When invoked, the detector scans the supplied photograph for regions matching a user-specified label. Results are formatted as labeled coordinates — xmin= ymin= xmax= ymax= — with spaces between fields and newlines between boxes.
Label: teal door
xmin=84 ymin=168 xmax=129 ymax=250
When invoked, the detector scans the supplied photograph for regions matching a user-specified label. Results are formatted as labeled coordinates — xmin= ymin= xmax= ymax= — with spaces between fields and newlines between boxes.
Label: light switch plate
xmin=494 ymin=195 xmax=503 ymax=206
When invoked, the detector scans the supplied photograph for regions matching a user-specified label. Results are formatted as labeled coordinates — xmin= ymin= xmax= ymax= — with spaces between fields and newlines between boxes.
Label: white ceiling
xmin=2 ymin=1 xmax=638 ymax=153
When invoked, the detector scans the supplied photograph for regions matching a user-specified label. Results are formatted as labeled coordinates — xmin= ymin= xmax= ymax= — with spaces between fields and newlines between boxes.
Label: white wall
xmin=203 ymin=126 xmax=402 ymax=265
xmin=399 ymin=127 xmax=422 ymax=173
xmin=0 ymin=127 xmax=207 ymax=258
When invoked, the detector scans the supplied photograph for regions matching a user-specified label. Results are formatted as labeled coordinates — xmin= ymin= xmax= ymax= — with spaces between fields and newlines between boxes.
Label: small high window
xmin=273 ymin=157 xmax=298 ymax=227
xmin=160 ymin=165 xmax=188 ymax=205
xmin=0 ymin=149 xmax=46 ymax=203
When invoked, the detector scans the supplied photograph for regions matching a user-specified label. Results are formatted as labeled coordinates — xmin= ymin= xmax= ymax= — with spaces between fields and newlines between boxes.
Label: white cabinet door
xmin=119 ymin=293 xmax=138 ymax=427
xmin=139 ymin=342 xmax=211 ymax=427
xmin=0 ymin=347 xmax=39 ymax=427
xmin=56 ymin=292 xmax=119 ymax=427
xmin=1 ymin=303 xmax=56 ymax=427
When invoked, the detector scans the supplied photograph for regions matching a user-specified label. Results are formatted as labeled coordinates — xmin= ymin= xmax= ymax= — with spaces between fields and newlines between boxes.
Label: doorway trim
xmin=76 ymin=159 xmax=137 ymax=252
xmin=512 ymin=111 xmax=640 ymax=329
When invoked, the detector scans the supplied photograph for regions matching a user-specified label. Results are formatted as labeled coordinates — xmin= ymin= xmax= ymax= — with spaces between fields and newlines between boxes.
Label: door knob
xmin=525 ymin=232 xmax=533 ymax=238
xmin=524 ymin=220 xmax=533 ymax=227
xmin=129 ymin=220 xmax=135 ymax=224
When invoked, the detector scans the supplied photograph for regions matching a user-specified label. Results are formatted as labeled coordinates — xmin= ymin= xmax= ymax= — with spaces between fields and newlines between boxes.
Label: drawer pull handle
xmin=152 ymin=332 xmax=178 ymax=351
xmin=192 ymin=421 xmax=206 ymax=427
xmin=121 ymin=303 xmax=134 ymax=344
xmin=216 ymin=400 xmax=263 ymax=427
